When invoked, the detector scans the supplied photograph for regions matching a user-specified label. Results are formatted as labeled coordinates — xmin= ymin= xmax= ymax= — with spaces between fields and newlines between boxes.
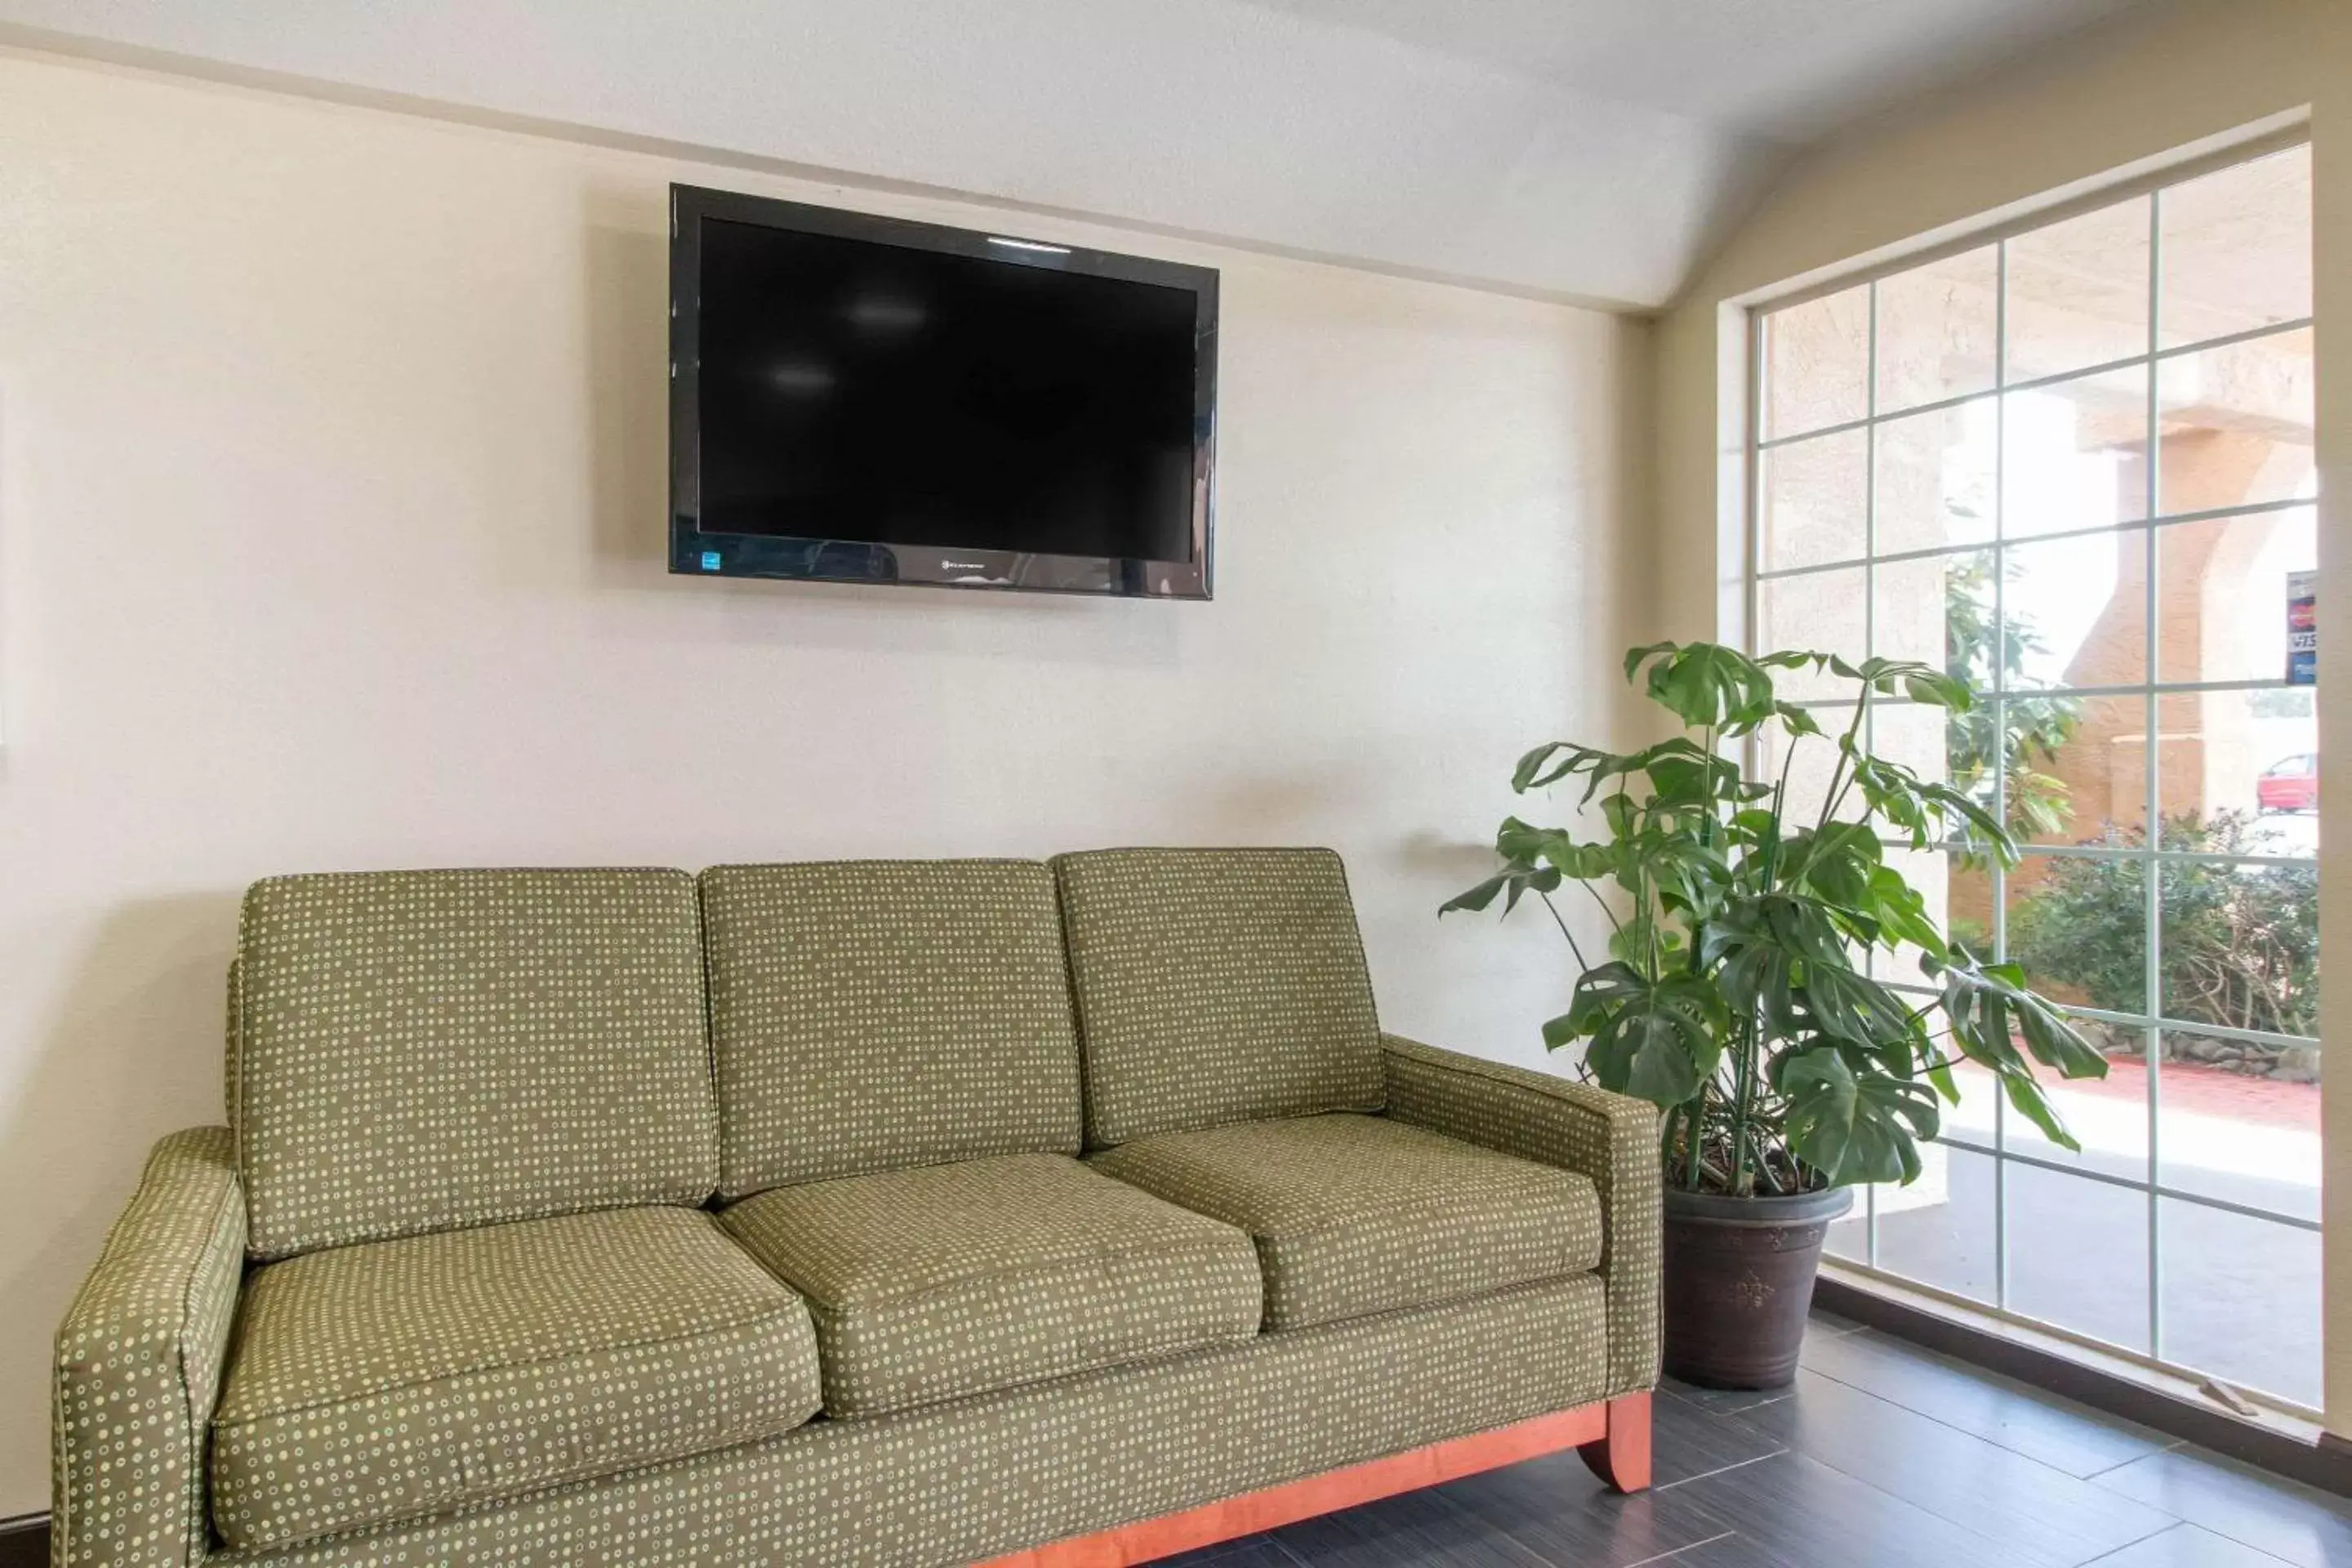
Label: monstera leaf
xmin=1444 ymin=639 xmax=2109 ymax=1199
xmin=1775 ymin=1046 xmax=1941 ymax=1186
xmin=1556 ymin=964 xmax=1726 ymax=1106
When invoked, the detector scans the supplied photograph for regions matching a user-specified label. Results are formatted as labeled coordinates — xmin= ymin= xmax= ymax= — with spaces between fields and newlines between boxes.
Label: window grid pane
xmin=1748 ymin=141 xmax=2317 ymax=1414
xmin=1756 ymin=495 xmax=2319 ymax=586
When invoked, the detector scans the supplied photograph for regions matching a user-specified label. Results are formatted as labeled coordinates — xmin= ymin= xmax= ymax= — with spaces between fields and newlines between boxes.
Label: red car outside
xmin=2257 ymin=753 xmax=2319 ymax=813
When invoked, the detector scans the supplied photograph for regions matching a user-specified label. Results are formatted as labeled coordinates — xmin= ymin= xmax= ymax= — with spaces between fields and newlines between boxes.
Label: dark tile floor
xmin=1160 ymin=1312 xmax=2352 ymax=1568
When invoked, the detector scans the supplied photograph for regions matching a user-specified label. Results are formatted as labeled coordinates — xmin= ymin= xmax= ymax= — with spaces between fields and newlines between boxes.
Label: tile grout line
xmin=1624 ymin=1530 xmax=1738 ymax=1566
xmin=2078 ymin=1437 xmax=2189 ymax=1483
xmin=1675 ymin=1380 xmax=2198 ymax=1567
xmin=2076 ymin=1450 xmax=2342 ymax=1567
xmin=1802 ymin=1356 xmax=2180 ymax=1486
xmin=1417 ymin=1450 xmax=1750 ymax=1568
xmin=2070 ymin=1526 xmax=2173 ymax=1568
xmin=1799 ymin=1342 xmax=2179 ymax=1482
xmin=1655 ymin=1448 xmax=1791 ymax=1493
xmin=1659 ymin=1386 xmax=1797 ymax=1419
xmin=1421 ymin=1465 xmax=1637 ymax=1568
xmin=1733 ymin=1445 xmax=2040 ymax=1566
xmin=2071 ymin=1519 xmax=2296 ymax=1568
xmin=1750 ymin=1370 xmax=2228 ymax=1563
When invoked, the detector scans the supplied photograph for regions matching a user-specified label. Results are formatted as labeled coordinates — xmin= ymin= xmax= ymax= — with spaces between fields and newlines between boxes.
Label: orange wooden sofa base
xmin=978 ymin=1392 xmax=1651 ymax=1568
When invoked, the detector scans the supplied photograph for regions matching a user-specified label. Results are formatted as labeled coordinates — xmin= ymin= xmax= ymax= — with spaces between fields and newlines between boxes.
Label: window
xmin=1749 ymin=143 xmax=2319 ymax=1413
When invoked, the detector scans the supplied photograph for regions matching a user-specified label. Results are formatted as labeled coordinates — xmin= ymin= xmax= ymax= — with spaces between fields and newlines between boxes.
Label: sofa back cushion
xmin=233 ymin=868 xmax=718 ymax=1260
xmin=1054 ymin=848 xmax=1383 ymax=1147
xmin=700 ymin=861 xmax=1082 ymax=1197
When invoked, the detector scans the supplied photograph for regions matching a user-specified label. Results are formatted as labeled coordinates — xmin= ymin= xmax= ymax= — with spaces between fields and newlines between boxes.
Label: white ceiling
xmin=1242 ymin=0 xmax=2149 ymax=143
xmin=0 ymin=0 xmax=2146 ymax=308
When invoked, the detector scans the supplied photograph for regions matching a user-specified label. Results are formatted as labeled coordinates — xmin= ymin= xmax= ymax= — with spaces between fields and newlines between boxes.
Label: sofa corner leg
xmin=1576 ymin=1392 xmax=1653 ymax=1494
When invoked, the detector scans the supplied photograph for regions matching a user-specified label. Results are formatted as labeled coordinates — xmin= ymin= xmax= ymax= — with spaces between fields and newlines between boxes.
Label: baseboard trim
xmin=1813 ymin=1275 xmax=2352 ymax=1497
xmin=977 ymin=1396 xmax=1639 ymax=1566
xmin=0 ymin=1512 xmax=47 ymax=1568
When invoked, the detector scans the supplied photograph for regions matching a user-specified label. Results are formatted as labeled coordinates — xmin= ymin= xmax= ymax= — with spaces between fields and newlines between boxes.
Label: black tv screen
xmin=670 ymin=185 xmax=1218 ymax=598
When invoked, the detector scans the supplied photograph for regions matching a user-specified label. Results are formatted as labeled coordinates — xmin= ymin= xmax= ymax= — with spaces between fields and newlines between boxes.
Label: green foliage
xmin=1445 ymin=642 xmax=2105 ymax=1197
xmin=1943 ymin=555 xmax=2081 ymax=844
xmin=2008 ymin=812 xmax=2320 ymax=1038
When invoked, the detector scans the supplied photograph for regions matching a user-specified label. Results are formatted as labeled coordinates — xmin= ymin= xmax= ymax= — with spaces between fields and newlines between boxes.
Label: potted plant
xmin=1445 ymin=642 xmax=2108 ymax=1388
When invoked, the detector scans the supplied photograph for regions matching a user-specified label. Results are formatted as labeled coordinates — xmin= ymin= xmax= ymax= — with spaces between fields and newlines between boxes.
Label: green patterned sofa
xmin=54 ymin=849 xmax=1659 ymax=1568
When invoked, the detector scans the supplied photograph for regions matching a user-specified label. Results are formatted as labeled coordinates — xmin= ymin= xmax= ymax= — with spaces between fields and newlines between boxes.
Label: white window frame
xmin=1742 ymin=130 xmax=2322 ymax=1419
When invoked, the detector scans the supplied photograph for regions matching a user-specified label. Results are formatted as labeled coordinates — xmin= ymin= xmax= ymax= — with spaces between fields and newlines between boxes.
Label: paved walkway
xmin=1837 ymin=1058 xmax=2321 ymax=1408
xmin=2067 ymin=1059 xmax=2318 ymax=1133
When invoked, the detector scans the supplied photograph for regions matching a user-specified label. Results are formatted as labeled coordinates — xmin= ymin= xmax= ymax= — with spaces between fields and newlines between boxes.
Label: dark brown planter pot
xmin=1661 ymin=1185 xmax=1853 ymax=1389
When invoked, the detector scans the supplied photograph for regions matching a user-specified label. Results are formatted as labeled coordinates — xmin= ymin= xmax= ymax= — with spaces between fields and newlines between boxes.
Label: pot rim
xmin=1664 ymin=1184 xmax=1855 ymax=1227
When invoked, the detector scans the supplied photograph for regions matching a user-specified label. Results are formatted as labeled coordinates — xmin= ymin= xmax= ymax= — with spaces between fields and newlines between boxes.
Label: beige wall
xmin=1651 ymin=0 xmax=2351 ymax=1431
xmin=0 ymin=51 xmax=1646 ymax=1514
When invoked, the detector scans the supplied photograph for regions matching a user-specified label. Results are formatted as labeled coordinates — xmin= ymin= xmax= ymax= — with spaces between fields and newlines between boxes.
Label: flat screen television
xmin=669 ymin=185 xmax=1218 ymax=598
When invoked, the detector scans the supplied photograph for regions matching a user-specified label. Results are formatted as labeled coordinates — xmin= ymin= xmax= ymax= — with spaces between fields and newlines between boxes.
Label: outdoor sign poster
xmin=2288 ymin=569 xmax=2317 ymax=686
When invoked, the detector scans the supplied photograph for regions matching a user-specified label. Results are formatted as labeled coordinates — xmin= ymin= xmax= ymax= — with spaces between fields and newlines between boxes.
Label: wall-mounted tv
xmin=670 ymin=185 xmax=1218 ymax=599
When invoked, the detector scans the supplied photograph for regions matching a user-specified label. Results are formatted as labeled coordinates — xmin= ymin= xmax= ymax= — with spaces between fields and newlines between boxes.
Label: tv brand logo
xmin=942 ymin=561 xmax=991 ymax=571
xmin=700 ymin=551 xmax=723 ymax=571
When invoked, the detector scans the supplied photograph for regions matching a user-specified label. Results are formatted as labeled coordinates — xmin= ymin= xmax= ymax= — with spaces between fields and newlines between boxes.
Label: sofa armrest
xmin=1380 ymin=1036 xmax=1660 ymax=1392
xmin=55 ymin=1128 xmax=247 ymax=1568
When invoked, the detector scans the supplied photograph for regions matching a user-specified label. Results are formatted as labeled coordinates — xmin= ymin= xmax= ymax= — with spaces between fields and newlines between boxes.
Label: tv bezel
xmin=668 ymin=184 xmax=1218 ymax=600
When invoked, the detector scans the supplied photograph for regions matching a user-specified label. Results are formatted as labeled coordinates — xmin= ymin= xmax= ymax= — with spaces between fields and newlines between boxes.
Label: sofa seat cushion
xmin=719 ymin=1154 xmax=1262 ymax=1419
xmin=1089 ymin=1114 xmax=1604 ymax=1331
xmin=209 ymin=1206 xmax=822 ymax=1553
